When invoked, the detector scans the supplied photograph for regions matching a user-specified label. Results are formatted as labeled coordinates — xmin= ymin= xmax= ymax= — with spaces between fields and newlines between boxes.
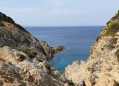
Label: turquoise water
xmin=25 ymin=26 xmax=104 ymax=73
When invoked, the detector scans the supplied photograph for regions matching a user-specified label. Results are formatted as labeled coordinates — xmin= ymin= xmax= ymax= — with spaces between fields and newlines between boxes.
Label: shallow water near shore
xmin=25 ymin=26 xmax=104 ymax=73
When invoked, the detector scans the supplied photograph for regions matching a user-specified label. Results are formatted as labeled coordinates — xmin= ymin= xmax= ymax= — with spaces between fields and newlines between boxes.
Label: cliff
xmin=65 ymin=11 xmax=119 ymax=86
xmin=0 ymin=12 xmax=67 ymax=86
xmin=0 ymin=12 xmax=65 ymax=59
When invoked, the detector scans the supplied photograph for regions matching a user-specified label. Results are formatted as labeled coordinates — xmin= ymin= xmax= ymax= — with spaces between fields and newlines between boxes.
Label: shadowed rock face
xmin=40 ymin=41 xmax=65 ymax=59
xmin=0 ymin=12 xmax=40 ymax=49
xmin=0 ymin=12 xmax=65 ymax=59
xmin=0 ymin=12 xmax=28 ymax=33
xmin=0 ymin=12 xmax=55 ymax=59
xmin=0 ymin=12 xmax=15 ymax=23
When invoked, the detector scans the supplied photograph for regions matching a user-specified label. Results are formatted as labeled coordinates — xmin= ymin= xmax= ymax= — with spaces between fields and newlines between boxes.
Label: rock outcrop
xmin=0 ymin=12 xmax=67 ymax=86
xmin=0 ymin=46 xmax=67 ymax=86
xmin=65 ymin=11 xmax=119 ymax=86
xmin=0 ymin=12 xmax=65 ymax=60
xmin=40 ymin=42 xmax=65 ymax=59
xmin=55 ymin=45 xmax=65 ymax=53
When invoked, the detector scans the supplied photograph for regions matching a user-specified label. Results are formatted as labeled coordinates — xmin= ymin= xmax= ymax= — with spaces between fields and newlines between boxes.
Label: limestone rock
xmin=0 ymin=46 xmax=66 ymax=86
xmin=0 ymin=12 xmax=64 ymax=60
xmin=55 ymin=45 xmax=65 ymax=53
xmin=65 ymin=11 xmax=119 ymax=86
xmin=40 ymin=41 xmax=65 ymax=59
xmin=40 ymin=41 xmax=55 ymax=59
xmin=0 ymin=12 xmax=68 ymax=86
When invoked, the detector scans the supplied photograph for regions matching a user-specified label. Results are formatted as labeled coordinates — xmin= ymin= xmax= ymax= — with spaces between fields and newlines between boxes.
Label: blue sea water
xmin=25 ymin=26 xmax=104 ymax=73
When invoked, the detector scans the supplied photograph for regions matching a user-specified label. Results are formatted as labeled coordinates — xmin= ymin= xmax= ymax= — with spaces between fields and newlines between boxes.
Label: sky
xmin=0 ymin=0 xmax=119 ymax=26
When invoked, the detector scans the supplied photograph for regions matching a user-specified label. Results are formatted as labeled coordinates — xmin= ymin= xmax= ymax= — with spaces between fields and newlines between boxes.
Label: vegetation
xmin=112 ymin=10 xmax=119 ymax=19
xmin=115 ymin=49 xmax=119 ymax=61
xmin=105 ymin=22 xmax=119 ymax=36
xmin=0 ymin=44 xmax=4 ymax=47
xmin=67 ymin=81 xmax=74 ymax=85
xmin=108 ymin=38 xmax=118 ymax=49
xmin=111 ymin=38 xmax=118 ymax=44
xmin=45 ymin=64 xmax=51 ymax=71
xmin=89 ymin=74 xmax=98 ymax=86
xmin=17 ymin=54 xmax=26 ymax=61
xmin=108 ymin=44 xmax=115 ymax=49
xmin=96 ymin=36 xmax=100 ymax=42
xmin=21 ymin=49 xmax=38 ymax=59
xmin=106 ymin=21 xmax=111 ymax=25
xmin=90 ymin=50 xmax=93 ymax=55
xmin=113 ymin=80 xmax=119 ymax=86
xmin=0 ymin=22 xmax=5 ymax=27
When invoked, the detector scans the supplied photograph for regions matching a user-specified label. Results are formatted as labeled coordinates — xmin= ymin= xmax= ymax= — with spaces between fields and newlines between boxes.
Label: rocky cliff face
xmin=0 ymin=46 xmax=68 ymax=86
xmin=65 ymin=11 xmax=119 ymax=86
xmin=0 ymin=12 xmax=67 ymax=86
xmin=0 ymin=12 xmax=65 ymax=59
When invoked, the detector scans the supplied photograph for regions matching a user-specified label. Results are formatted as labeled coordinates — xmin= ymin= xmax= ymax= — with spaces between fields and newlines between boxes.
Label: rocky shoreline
xmin=0 ymin=10 xmax=119 ymax=86
xmin=65 ymin=11 xmax=119 ymax=86
xmin=0 ymin=12 xmax=69 ymax=86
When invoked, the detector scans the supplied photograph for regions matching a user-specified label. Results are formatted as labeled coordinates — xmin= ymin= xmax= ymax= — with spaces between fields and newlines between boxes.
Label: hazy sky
xmin=0 ymin=0 xmax=119 ymax=26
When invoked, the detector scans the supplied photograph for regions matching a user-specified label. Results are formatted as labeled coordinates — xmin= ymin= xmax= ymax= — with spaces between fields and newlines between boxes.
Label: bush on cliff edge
xmin=105 ymin=22 xmax=119 ymax=36
xmin=115 ymin=49 xmax=119 ymax=61
xmin=112 ymin=10 xmax=119 ymax=19
xmin=21 ymin=49 xmax=38 ymax=59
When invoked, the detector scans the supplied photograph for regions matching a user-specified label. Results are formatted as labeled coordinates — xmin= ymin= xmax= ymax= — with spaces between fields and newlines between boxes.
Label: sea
xmin=25 ymin=26 xmax=104 ymax=73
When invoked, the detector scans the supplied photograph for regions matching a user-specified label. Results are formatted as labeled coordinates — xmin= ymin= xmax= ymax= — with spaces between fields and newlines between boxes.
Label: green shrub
xmin=96 ymin=36 xmax=100 ymax=42
xmin=45 ymin=64 xmax=51 ymax=71
xmin=17 ymin=54 xmax=26 ymax=61
xmin=107 ymin=38 xmax=118 ymax=49
xmin=113 ymin=80 xmax=119 ymax=86
xmin=0 ymin=22 xmax=5 ymax=27
xmin=112 ymin=10 xmax=119 ymax=19
xmin=90 ymin=50 xmax=93 ymax=55
xmin=0 ymin=44 xmax=4 ymax=47
xmin=108 ymin=44 xmax=115 ymax=49
xmin=111 ymin=38 xmax=118 ymax=44
xmin=107 ymin=21 xmax=111 ymax=25
xmin=105 ymin=22 xmax=119 ymax=36
xmin=21 ymin=49 xmax=38 ymax=59
xmin=67 ymin=81 xmax=74 ymax=85
xmin=115 ymin=49 xmax=119 ymax=61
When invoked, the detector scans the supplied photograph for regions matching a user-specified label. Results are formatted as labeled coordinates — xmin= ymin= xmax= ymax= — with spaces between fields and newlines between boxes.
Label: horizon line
xmin=23 ymin=25 xmax=105 ymax=27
